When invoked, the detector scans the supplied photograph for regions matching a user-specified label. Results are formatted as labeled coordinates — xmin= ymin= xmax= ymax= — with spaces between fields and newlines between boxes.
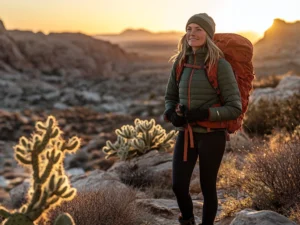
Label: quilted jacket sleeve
xmin=164 ymin=62 xmax=179 ymax=114
xmin=209 ymin=58 xmax=242 ymax=121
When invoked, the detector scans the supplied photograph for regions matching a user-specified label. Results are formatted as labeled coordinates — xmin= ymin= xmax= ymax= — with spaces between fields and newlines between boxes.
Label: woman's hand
xmin=164 ymin=108 xmax=186 ymax=127
xmin=185 ymin=108 xmax=209 ymax=123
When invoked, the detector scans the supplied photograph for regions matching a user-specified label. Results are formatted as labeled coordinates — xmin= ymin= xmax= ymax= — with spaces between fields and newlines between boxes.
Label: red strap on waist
xmin=183 ymin=124 xmax=194 ymax=162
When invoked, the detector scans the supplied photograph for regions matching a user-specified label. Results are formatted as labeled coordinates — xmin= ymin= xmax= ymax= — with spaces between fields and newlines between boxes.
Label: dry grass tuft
xmin=45 ymin=186 xmax=155 ymax=225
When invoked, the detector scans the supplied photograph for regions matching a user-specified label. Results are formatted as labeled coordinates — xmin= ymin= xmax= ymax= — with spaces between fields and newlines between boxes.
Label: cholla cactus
xmin=53 ymin=213 xmax=75 ymax=225
xmin=103 ymin=118 xmax=177 ymax=161
xmin=0 ymin=116 xmax=80 ymax=225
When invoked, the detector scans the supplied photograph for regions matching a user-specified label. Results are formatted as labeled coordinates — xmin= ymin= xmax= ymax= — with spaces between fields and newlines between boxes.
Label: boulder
xmin=230 ymin=209 xmax=297 ymax=225
xmin=70 ymin=169 xmax=127 ymax=192
xmin=249 ymin=76 xmax=300 ymax=106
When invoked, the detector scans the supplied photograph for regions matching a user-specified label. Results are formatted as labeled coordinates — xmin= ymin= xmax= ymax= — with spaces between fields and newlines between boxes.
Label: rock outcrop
xmin=249 ymin=75 xmax=300 ymax=106
xmin=253 ymin=19 xmax=300 ymax=76
xmin=0 ymin=19 xmax=137 ymax=77
xmin=230 ymin=209 xmax=297 ymax=225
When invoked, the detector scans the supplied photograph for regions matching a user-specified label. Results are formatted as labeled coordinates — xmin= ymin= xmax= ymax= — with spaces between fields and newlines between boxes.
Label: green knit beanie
xmin=186 ymin=13 xmax=215 ymax=39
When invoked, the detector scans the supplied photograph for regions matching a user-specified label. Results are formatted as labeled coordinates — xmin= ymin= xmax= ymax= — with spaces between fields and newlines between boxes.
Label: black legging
xmin=172 ymin=131 xmax=226 ymax=225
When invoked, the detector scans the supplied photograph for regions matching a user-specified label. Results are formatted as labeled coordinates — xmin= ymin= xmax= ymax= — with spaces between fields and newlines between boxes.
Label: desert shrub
xmin=116 ymin=162 xmax=155 ymax=188
xmin=219 ymin=197 xmax=252 ymax=218
xmin=47 ymin=186 xmax=155 ymax=225
xmin=115 ymin=162 xmax=174 ymax=199
xmin=252 ymin=74 xmax=286 ymax=89
xmin=103 ymin=118 xmax=177 ymax=160
xmin=289 ymin=204 xmax=300 ymax=224
xmin=217 ymin=153 xmax=245 ymax=190
xmin=243 ymin=130 xmax=300 ymax=216
xmin=143 ymin=171 xmax=174 ymax=199
xmin=243 ymin=94 xmax=300 ymax=136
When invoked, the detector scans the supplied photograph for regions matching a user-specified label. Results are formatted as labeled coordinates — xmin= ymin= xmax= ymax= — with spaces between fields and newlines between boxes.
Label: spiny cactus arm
xmin=54 ymin=213 xmax=75 ymax=225
xmin=51 ymin=175 xmax=76 ymax=199
xmin=102 ymin=141 xmax=118 ymax=159
xmin=26 ymin=190 xmax=49 ymax=221
xmin=103 ymin=140 xmax=118 ymax=152
xmin=25 ymin=185 xmax=42 ymax=216
xmin=131 ymin=138 xmax=146 ymax=154
xmin=35 ymin=117 xmax=60 ymax=155
xmin=151 ymin=129 xmax=165 ymax=146
xmin=27 ymin=175 xmax=76 ymax=221
xmin=116 ymin=125 xmax=136 ymax=139
xmin=135 ymin=119 xmax=155 ymax=133
xmin=38 ymin=189 xmax=75 ymax=219
xmin=15 ymin=153 xmax=32 ymax=165
xmin=102 ymin=136 xmax=128 ymax=159
xmin=61 ymin=188 xmax=76 ymax=199
xmin=157 ymin=130 xmax=178 ymax=151
xmin=116 ymin=144 xmax=133 ymax=161
xmin=141 ymin=132 xmax=152 ymax=148
xmin=0 ymin=206 xmax=11 ymax=218
xmin=47 ymin=196 xmax=60 ymax=206
xmin=40 ymin=150 xmax=61 ymax=183
xmin=31 ymin=133 xmax=54 ymax=184
xmin=61 ymin=136 xmax=81 ymax=153
xmin=14 ymin=137 xmax=33 ymax=166
xmin=102 ymin=150 xmax=118 ymax=159
xmin=152 ymin=126 xmax=164 ymax=138
xmin=162 ymin=130 xmax=177 ymax=143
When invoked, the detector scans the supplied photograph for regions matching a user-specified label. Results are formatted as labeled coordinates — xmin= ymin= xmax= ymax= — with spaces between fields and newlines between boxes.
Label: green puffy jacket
xmin=164 ymin=46 xmax=242 ymax=133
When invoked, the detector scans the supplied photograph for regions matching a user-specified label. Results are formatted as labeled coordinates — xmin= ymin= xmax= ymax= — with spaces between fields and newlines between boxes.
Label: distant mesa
xmin=97 ymin=28 xmax=184 ymax=38
xmin=119 ymin=28 xmax=153 ymax=36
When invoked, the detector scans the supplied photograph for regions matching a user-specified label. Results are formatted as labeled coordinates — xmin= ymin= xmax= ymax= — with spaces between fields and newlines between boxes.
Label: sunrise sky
xmin=0 ymin=0 xmax=299 ymax=36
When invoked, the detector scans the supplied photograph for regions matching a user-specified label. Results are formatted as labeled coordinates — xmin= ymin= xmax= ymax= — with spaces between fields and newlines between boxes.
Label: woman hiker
xmin=163 ymin=13 xmax=242 ymax=225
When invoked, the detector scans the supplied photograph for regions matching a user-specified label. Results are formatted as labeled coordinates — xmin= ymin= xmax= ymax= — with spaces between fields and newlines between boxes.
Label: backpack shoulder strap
xmin=206 ymin=61 xmax=221 ymax=96
xmin=175 ymin=56 xmax=187 ymax=86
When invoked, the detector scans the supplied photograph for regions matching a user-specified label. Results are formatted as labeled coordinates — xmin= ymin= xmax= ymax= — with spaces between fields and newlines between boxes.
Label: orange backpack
xmin=176 ymin=33 xmax=255 ymax=134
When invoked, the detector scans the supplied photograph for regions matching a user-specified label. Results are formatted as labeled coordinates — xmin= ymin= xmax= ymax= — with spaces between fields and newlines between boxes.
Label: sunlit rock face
xmin=0 ymin=19 xmax=137 ymax=77
xmin=253 ymin=19 xmax=300 ymax=76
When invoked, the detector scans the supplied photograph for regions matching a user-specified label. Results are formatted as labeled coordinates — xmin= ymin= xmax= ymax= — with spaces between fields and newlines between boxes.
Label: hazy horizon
xmin=0 ymin=0 xmax=299 ymax=36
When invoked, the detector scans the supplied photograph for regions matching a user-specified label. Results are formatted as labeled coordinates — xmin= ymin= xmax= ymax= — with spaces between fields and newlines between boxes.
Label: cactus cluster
xmin=0 ymin=116 xmax=81 ymax=225
xmin=103 ymin=118 xmax=177 ymax=160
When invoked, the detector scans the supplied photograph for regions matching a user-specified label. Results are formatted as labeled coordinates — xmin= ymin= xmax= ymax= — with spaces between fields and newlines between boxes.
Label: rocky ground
xmin=0 ymin=71 xmax=299 ymax=225
xmin=0 ymin=17 xmax=300 ymax=224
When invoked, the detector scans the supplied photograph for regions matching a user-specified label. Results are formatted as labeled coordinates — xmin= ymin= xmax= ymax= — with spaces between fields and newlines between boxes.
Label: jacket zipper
xmin=188 ymin=53 xmax=196 ymax=110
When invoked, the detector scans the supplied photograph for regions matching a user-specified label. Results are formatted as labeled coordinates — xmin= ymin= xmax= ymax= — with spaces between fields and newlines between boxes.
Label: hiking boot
xmin=178 ymin=215 xmax=196 ymax=225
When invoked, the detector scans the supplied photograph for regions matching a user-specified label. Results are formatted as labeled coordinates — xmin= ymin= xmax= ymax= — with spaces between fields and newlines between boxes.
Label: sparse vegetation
xmin=243 ymin=129 xmax=300 ymax=217
xmin=0 ymin=116 xmax=81 ymax=225
xmin=289 ymin=204 xmax=300 ymax=224
xmin=217 ymin=153 xmax=245 ymax=190
xmin=252 ymin=74 xmax=287 ymax=89
xmin=243 ymin=94 xmax=300 ymax=135
xmin=102 ymin=118 xmax=177 ymax=160
xmin=219 ymin=197 xmax=252 ymax=218
xmin=115 ymin=161 xmax=174 ymax=199
xmin=47 ymin=186 xmax=155 ymax=225
xmin=116 ymin=162 xmax=155 ymax=188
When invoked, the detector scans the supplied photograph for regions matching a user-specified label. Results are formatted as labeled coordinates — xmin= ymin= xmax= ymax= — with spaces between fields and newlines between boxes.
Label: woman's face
xmin=186 ymin=23 xmax=207 ymax=52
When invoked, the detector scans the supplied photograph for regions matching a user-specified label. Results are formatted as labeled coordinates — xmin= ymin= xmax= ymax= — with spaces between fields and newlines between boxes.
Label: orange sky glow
xmin=0 ymin=0 xmax=299 ymax=38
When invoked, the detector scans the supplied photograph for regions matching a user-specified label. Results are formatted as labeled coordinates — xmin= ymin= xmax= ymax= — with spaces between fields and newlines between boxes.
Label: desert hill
xmin=0 ymin=20 xmax=137 ymax=77
xmin=253 ymin=19 xmax=300 ymax=76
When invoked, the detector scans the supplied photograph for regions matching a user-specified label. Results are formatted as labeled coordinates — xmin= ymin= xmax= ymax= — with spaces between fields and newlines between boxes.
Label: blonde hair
xmin=170 ymin=33 xmax=224 ymax=69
